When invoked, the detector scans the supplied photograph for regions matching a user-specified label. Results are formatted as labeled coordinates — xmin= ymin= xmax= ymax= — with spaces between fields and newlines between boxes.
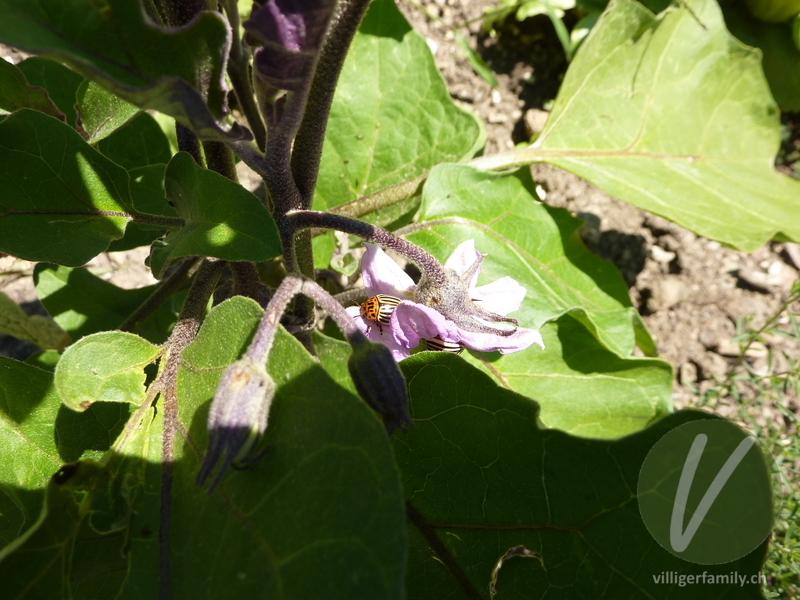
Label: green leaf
xmin=0 ymin=0 xmax=246 ymax=142
xmin=414 ymin=164 xmax=638 ymax=356
xmin=17 ymin=57 xmax=83 ymax=127
xmin=456 ymin=33 xmax=498 ymax=88
xmin=0 ymin=290 xmax=71 ymax=351
xmin=149 ymin=152 xmax=281 ymax=278
xmin=54 ymin=332 xmax=160 ymax=412
xmin=527 ymin=0 xmax=800 ymax=250
xmin=312 ymin=330 xmax=358 ymax=395
xmin=464 ymin=315 xmax=672 ymax=438
xmin=0 ymin=461 xmax=107 ymax=600
xmin=397 ymin=354 xmax=766 ymax=599
xmin=722 ymin=1 xmax=800 ymax=112
xmin=0 ymin=358 xmax=63 ymax=547
xmin=107 ymin=164 xmax=178 ymax=252
xmin=34 ymin=264 xmax=178 ymax=344
xmin=96 ymin=112 xmax=173 ymax=171
xmin=0 ymin=109 xmax=135 ymax=265
xmin=0 ymin=57 xmax=65 ymax=121
xmin=411 ymin=165 xmax=672 ymax=437
xmin=313 ymin=0 xmax=485 ymax=211
xmin=75 ymin=79 xmax=139 ymax=143
xmin=113 ymin=296 xmax=406 ymax=598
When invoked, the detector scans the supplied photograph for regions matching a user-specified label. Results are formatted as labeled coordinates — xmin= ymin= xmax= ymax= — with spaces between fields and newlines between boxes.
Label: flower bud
xmin=347 ymin=336 xmax=413 ymax=434
xmin=196 ymin=357 xmax=275 ymax=492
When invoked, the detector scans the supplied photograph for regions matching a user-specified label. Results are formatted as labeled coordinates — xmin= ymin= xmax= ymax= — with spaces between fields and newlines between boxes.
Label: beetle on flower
xmin=347 ymin=240 xmax=544 ymax=361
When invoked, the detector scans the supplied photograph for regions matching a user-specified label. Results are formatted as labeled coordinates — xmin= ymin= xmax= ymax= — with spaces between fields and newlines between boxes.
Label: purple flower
xmin=346 ymin=240 xmax=545 ymax=361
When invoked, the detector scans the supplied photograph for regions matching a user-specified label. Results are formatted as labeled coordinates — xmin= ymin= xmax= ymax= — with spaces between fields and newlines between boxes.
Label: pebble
xmin=648 ymin=277 xmax=688 ymax=311
xmin=651 ymin=245 xmax=676 ymax=264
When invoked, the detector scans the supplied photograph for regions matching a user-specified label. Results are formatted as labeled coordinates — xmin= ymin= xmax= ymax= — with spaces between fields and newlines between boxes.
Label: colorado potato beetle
xmin=422 ymin=336 xmax=465 ymax=355
xmin=359 ymin=294 xmax=402 ymax=335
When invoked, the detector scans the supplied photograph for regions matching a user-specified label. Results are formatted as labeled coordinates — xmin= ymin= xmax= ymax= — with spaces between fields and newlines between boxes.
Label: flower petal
xmin=361 ymin=244 xmax=416 ymax=297
xmin=457 ymin=326 xmax=545 ymax=354
xmin=444 ymin=239 xmax=482 ymax=287
xmin=347 ymin=305 xmax=412 ymax=361
xmin=471 ymin=276 xmax=527 ymax=316
xmin=391 ymin=302 xmax=461 ymax=349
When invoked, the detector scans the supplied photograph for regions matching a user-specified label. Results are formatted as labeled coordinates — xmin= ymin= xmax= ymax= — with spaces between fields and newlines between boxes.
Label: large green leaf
xmin=150 ymin=297 xmax=406 ymax=598
xmin=397 ymin=354 xmax=766 ymax=599
xmin=313 ymin=0 xmax=485 ymax=211
xmin=413 ymin=163 xmax=639 ymax=356
xmin=0 ymin=0 xmax=246 ymax=142
xmin=149 ymin=152 xmax=282 ymax=277
xmin=0 ymin=358 xmax=127 ymax=551
xmin=408 ymin=164 xmax=669 ymax=438
xmin=34 ymin=264 xmax=178 ymax=344
xmin=464 ymin=315 xmax=672 ymax=438
xmin=0 ymin=109 xmax=135 ymax=265
xmin=511 ymin=0 xmax=800 ymax=251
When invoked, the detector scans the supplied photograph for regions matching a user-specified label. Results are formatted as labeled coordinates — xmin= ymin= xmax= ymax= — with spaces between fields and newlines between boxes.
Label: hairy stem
xmin=158 ymin=258 xmax=225 ymax=600
xmin=202 ymin=141 xmax=239 ymax=182
xmin=223 ymin=0 xmax=267 ymax=151
xmin=119 ymin=258 xmax=201 ymax=334
xmin=176 ymin=123 xmax=204 ymax=166
xmin=291 ymin=0 xmax=373 ymax=206
xmin=288 ymin=209 xmax=448 ymax=286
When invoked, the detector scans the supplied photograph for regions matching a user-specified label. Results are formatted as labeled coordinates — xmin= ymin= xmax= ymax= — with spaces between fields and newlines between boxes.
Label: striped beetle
xmin=422 ymin=336 xmax=465 ymax=355
xmin=359 ymin=294 xmax=402 ymax=335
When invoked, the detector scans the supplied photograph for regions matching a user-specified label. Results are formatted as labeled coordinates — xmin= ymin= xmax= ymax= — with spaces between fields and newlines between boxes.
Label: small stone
xmin=716 ymin=340 xmax=740 ymax=357
xmin=707 ymin=241 xmax=721 ymax=251
xmin=698 ymin=330 xmax=718 ymax=349
xmin=488 ymin=112 xmax=508 ymax=124
xmin=523 ymin=109 xmax=549 ymax=137
xmin=737 ymin=268 xmax=772 ymax=293
xmin=491 ymin=89 xmax=501 ymax=105
xmin=659 ymin=235 xmax=680 ymax=252
xmin=651 ymin=245 xmax=676 ymax=264
xmin=649 ymin=277 xmax=688 ymax=310
xmin=679 ymin=362 xmax=698 ymax=385
xmin=767 ymin=261 xmax=782 ymax=276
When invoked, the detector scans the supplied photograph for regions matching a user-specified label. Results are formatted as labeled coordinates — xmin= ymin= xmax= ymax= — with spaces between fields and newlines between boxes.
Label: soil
xmin=1 ymin=2 xmax=798 ymax=428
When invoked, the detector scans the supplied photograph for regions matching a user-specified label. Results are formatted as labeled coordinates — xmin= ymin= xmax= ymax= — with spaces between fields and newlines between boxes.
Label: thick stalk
xmin=287 ymin=209 xmax=448 ymax=286
xmin=291 ymin=0 xmax=373 ymax=206
xmin=223 ymin=0 xmax=267 ymax=151
xmin=158 ymin=258 xmax=225 ymax=600
xmin=119 ymin=258 xmax=201 ymax=334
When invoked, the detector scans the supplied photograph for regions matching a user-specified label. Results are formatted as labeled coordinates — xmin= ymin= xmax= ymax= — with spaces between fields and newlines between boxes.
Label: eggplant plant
xmin=0 ymin=0 xmax=794 ymax=597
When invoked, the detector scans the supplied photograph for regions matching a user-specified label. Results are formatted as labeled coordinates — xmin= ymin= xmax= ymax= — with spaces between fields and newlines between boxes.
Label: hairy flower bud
xmin=196 ymin=357 xmax=275 ymax=492
xmin=347 ymin=335 xmax=413 ymax=434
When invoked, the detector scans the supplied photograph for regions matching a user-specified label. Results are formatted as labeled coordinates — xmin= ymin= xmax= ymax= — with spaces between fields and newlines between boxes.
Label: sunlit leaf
xmin=54 ymin=332 xmax=160 ymax=412
xmin=523 ymin=0 xmax=800 ymax=250
xmin=0 ymin=109 xmax=134 ymax=264
xmin=149 ymin=152 xmax=281 ymax=277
